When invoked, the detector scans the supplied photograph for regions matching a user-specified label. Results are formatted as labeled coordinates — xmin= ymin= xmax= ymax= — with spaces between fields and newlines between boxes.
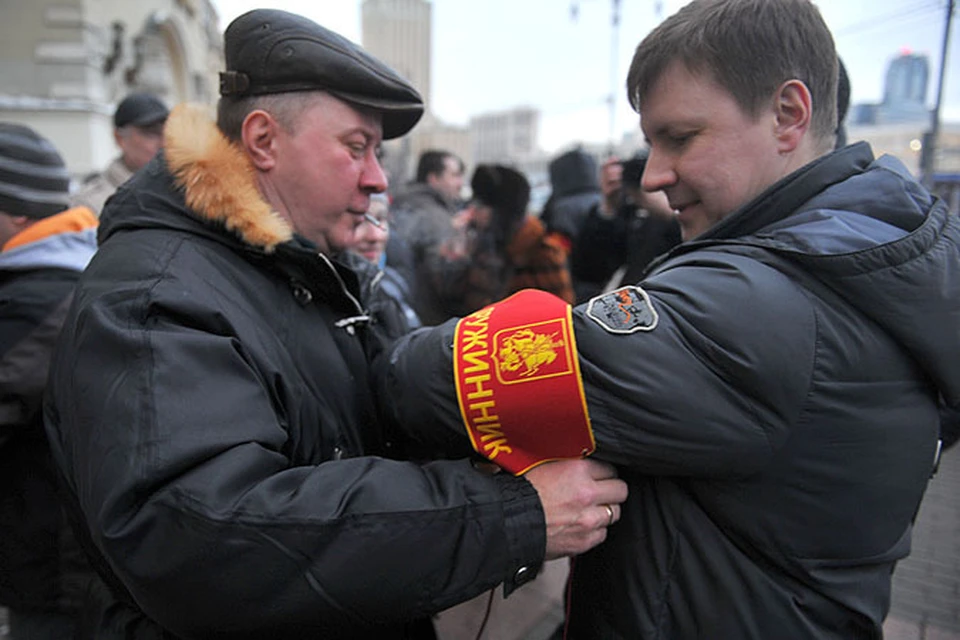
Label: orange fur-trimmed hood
xmin=163 ymin=103 xmax=293 ymax=251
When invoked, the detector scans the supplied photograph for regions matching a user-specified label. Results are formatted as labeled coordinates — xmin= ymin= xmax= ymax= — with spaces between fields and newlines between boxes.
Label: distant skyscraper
xmin=852 ymin=50 xmax=931 ymax=126
xmin=361 ymin=0 xmax=432 ymax=107
xmin=884 ymin=52 xmax=929 ymax=107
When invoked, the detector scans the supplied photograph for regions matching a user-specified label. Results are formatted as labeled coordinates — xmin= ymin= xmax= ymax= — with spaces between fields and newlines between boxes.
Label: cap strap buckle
xmin=219 ymin=71 xmax=251 ymax=96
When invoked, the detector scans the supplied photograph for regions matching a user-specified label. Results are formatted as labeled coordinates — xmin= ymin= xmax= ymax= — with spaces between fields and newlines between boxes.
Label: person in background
xmin=538 ymin=146 xmax=602 ymax=301
xmin=501 ymin=207 xmax=575 ymax=305
xmin=43 ymin=9 xmax=627 ymax=639
xmin=419 ymin=164 xmax=538 ymax=322
xmin=386 ymin=149 xmax=466 ymax=293
xmin=375 ymin=0 xmax=958 ymax=637
xmin=0 ymin=123 xmax=100 ymax=640
xmin=343 ymin=192 xmax=421 ymax=340
xmin=570 ymin=150 xmax=681 ymax=296
xmin=71 ymin=92 xmax=168 ymax=215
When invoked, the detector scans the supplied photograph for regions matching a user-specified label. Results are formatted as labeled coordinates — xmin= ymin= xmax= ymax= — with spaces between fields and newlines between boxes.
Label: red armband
xmin=453 ymin=289 xmax=595 ymax=475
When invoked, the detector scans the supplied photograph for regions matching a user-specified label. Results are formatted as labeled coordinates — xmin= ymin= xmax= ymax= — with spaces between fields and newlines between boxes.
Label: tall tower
xmin=884 ymin=51 xmax=929 ymax=107
xmin=361 ymin=0 xmax=431 ymax=108
xmin=877 ymin=51 xmax=931 ymax=125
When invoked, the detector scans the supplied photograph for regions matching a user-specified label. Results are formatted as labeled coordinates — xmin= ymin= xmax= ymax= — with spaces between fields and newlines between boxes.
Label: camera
xmin=620 ymin=150 xmax=650 ymax=187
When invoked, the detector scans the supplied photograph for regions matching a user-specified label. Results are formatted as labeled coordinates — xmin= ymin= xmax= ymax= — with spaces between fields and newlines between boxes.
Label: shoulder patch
xmin=586 ymin=285 xmax=659 ymax=334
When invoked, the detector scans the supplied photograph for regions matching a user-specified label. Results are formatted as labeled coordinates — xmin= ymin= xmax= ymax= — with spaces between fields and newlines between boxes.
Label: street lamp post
xmin=921 ymin=0 xmax=955 ymax=188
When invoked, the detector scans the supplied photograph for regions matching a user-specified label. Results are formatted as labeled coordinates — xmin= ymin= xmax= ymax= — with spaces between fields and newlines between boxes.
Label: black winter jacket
xmin=377 ymin=143 xmax=958 ymax=639
xmin=0 ymin=209 xmax=98 ymax=615
xmin=43 ymin=106 xmax=544 ymax=640
xmin=570 ymin=204 xmax=682 ymax=302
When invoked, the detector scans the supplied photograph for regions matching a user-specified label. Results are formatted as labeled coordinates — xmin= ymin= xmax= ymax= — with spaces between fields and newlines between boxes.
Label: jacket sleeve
xmin=574 ymin=251 xmax=816 ymax=476
xmin=0 ymin=277 xmax=75 ymax=446
xmin=378 ymin=250 xmax=816 ymax=479
xmin=44 ymin=272 xmax=544 ymax=638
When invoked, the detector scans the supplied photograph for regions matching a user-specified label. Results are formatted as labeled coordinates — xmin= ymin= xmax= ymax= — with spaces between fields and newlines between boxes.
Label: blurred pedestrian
xmin=419 ymin=164 xmax=564 ymax=321
xmin=342 ymin=192 xmax=422 ymax=340
xmin=387 ymin=149 xmax=465 ymax=293
xmin=0 ymin=123 xmax=99 ymax=640
xmin=570 ymin=150 xmax=681 ymax=296
xmin=71 ymin=92 xmax=168 ymax=215
xmin=539 ymin=146 xmax=602 ymax=300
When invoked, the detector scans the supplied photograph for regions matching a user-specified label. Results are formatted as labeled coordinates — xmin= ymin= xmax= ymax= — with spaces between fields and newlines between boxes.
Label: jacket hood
xmin=98 ymin=104 xmax=294 ymax=253
xmin=0 ymin=207 xmax=97 ymax=272
xmin=687 ymin=143 xmax=960 ymax=406
xmin=548 ymin=148 xmax=599 ymax=197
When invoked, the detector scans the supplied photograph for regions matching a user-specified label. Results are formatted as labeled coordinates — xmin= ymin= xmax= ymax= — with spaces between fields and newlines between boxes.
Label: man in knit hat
xmin=43 ymin=9 xmax=626 ymax=639
xmin=71 ymin=91 xmax=169 ymax=215
xmin=0 ymin=123 xmax=99 ymax=639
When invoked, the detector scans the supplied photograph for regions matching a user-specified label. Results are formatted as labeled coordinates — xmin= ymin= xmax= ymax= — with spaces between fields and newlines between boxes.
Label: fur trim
xmin=506 ymin=216 xmax=545 ymax=266
xmin=164 ymin=104 xmax=293 ymax=251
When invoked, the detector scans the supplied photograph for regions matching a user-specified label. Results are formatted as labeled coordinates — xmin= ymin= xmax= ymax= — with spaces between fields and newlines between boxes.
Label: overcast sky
xmin=210 ymin=0 xmax=958 ymax=153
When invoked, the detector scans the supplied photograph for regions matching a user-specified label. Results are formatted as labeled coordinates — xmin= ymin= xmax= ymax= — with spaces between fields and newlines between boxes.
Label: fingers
xmin=603 ymin=503 xmax=615 ymax=527
xmin=601 ymin=156 xmax=621 ymax=172
xmin=600 ymin=502 xmax=620 ymax=527
xmin=600 ymin=159 xmax=623 ymax=194
xmin=530 ymin=458 xmax=629 ymax=559
xmin=582 ymin=458 xmax=618 ymax=480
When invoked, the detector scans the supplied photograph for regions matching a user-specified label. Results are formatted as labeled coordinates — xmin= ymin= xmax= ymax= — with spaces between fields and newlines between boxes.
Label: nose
xmin=362 ymin=153 xmax=388 ymax=193
xmin=640 ymin=147 xmax=676 ymax=193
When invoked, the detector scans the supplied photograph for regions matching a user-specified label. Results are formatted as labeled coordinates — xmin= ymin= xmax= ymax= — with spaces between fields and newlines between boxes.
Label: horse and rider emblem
xmin=494 ymin=321 xmax=573 ymax=384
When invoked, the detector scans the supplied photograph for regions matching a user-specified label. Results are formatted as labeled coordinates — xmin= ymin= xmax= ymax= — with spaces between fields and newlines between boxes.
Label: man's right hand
xmin=525 ymin=458 xmax=628 ymax=560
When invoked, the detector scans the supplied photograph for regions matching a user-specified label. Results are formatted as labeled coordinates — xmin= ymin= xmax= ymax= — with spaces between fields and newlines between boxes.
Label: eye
xmin=345 ymin=136 xmax=371 ymax=158
xmin=666 ymin=131 xmax=694 ymax=147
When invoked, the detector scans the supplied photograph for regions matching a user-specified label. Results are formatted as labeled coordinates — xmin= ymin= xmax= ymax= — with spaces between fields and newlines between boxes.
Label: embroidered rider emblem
xmin=492 ymin=320 xmax=573 ymax=384
xmin=497 ymin=328 xmax=565 ymax=378
xmin=586 ymin=285 xmax=659 ymax=334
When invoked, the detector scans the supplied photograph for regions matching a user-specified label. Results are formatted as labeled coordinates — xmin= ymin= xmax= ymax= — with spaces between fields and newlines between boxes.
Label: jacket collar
xmin=104 ymin=157 xmax=134 ymax=189
xmin=699 ymin=142 xmax=875 ymax=242
xmin=0 ymin=207 xmax=98 ymax=271
xmin=163 ymin=103 xmax=294 ymax=252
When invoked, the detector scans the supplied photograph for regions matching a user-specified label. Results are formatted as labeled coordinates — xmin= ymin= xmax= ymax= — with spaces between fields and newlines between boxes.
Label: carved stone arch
xmin=127 ymin=12 xmax=189 ymax=104
xmin=155 ymin=16 xmax=190 ymax=102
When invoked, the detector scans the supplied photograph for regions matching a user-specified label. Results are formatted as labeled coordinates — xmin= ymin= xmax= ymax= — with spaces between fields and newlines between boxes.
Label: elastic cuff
xmin=494 ymin=473 xmax=545 ymax=596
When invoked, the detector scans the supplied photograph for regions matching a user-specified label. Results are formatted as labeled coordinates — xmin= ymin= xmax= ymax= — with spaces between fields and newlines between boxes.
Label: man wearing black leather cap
xmin=72 ymin=92 xmax=169 ymax=215
xmin=43 ymin=9 xmax=626 ymax=640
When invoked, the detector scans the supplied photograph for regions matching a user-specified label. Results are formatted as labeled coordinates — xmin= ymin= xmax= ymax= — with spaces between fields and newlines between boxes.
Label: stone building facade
xmin=0 ymin=0 xmax=222 ymax=183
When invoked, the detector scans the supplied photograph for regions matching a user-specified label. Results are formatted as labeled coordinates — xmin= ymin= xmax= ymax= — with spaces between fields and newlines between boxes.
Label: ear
xmin=241 ymin=110 xmax=280 ymax=171
xmin=773 ymin=80 xmax=812 ymax=154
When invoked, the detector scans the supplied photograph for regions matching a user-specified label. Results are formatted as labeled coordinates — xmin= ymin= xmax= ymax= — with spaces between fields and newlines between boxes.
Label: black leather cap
xmin=220 ymin=9 xmax=424 ymax=140
xmin=114 ymin=92 xmax=169 ymax=129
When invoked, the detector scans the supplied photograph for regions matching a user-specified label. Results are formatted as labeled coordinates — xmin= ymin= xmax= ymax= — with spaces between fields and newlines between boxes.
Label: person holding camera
xmin=569 ymin=151 xmax=681 ymax=300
